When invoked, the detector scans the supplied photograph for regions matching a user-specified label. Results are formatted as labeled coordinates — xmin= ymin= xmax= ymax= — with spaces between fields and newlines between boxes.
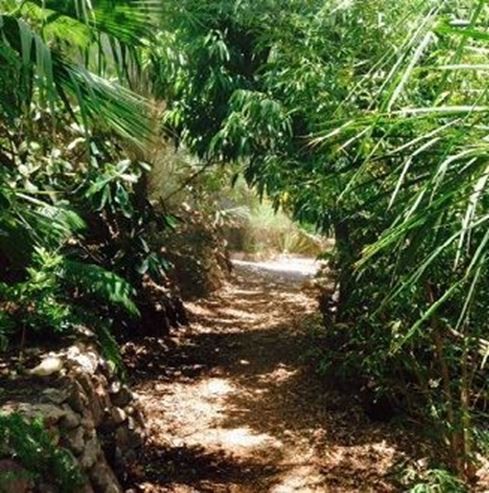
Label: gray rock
xmin=0 ymin=338 xmax=146 ymax=493
xmin=110 ymin=385 xmax=132 ymax=408
xmin=68 ymin=350 xmax=99 ymax=375
xmin=60 ymin=404 xmax=82 ymax=429
xmin=76 ymin=373 xmax=104 ymax=426
xmin=76 ymin=371 xmax=94 ymax=394
xmin=80 ymin=436 xmax=101 ymax=469
xmin=93 ymin=374 xmax=111 ymax=412
xmin=67 ymin=380 xmax=88 ymax=413
xmin=28 ymin=356 xmax=63 ymax=377
xmin=89 ymin=460 xmax=122 ymax=493
xmin=17 ymin=403 xmax=66 ymax=426
xmin=39 ymin=388 xmax=68 ymax=405
xmin=64 ymin=426 xmax=85 ymax=455
xmin=132 ymin=408 xmax=145 ymax=428
xmin=109 ymin=381 xmax=121 ymax=394
xmin=115 ymin=425 xmax=143 ymax=450
xmin=81 ymin=410 xmax=96 ymax=431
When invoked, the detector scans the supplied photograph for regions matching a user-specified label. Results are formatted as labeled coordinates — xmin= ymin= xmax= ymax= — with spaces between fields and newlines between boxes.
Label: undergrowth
xmin=0 ymin=413 xmax=84 ymax=492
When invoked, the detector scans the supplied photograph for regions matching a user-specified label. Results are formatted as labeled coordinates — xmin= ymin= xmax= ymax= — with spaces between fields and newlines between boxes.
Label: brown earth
xmin=124 ymin=258 xmax=427 ymax=492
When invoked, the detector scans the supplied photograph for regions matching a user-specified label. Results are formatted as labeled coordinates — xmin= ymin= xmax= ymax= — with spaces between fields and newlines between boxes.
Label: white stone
xmin=29 ymin=357 xmax=63 ymax=377
xmin=67 ymin=351 xmax=99 ymax=375
xmin=111 ymin=407 xmax=126 ymax=425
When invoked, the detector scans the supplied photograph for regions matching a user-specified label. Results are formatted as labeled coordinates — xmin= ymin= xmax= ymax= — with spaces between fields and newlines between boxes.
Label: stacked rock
xmin=0 ymin=342 xmax=146 ymax=492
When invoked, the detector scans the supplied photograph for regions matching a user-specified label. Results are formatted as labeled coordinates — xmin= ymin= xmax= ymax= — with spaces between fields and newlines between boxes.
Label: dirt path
xmin=125 ymin=258 xmax=421 ymax=492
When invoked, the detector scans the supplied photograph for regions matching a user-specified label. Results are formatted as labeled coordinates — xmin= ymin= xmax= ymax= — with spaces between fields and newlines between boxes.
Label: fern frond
xmin=62 ymin=259 xmax=140 ymax=317
xmin=96 ymin=325 xmax=127 ymax=378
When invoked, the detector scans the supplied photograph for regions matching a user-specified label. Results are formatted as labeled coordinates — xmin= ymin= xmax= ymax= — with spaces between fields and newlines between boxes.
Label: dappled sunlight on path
xmin=125 ymin=257 xmax=422 ymax=492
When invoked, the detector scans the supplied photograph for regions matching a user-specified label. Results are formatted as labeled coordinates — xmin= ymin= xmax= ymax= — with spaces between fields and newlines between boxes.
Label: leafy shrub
xmin=0 ymin=249 xmax=75 ymax=344
xmin=402 ymin=467 xmax=467 ymax=493
xmin=147 ymin=144 xmax=234 ymax=299
xmin=0 ymin=413 xmax=84 ymax=492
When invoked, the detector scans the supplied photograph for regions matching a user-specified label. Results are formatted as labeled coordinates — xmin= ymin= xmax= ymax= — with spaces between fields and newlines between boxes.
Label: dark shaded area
xmin=125 ymin=443 xmax=280 ymax=492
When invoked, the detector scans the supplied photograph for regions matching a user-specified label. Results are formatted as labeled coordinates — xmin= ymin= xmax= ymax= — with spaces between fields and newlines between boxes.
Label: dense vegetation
xmin=1 ymin=0 xmax=489 ymax=489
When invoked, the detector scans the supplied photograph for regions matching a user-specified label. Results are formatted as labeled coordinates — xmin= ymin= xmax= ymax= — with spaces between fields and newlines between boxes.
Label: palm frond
xmin=0 ymin=14 xmax=152 ymax=142
xmin=18 ymin=0 xmax=161 ymax=45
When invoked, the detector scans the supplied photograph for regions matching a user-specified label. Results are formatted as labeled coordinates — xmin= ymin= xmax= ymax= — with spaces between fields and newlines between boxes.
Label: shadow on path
xmin=125 ymin=258 xmax=424 ymax=492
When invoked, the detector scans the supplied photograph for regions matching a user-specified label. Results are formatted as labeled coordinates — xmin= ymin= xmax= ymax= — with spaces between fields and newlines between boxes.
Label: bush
xmin=0 ymin=413 xmax=84 ymax=492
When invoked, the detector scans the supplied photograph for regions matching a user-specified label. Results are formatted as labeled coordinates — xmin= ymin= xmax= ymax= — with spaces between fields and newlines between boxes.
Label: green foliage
xmin=150 ymin=0 xmax=489 ymax=481
xmin=403 ymin=467 xmax=467 ymax=493
xmin=0 ymin=249 xmax=74 ymax=339
xmin=0 ymin=131 xmax=145 ymax=339
xmin=0 ymin=0 xmax=180 ymax=352
xmin=62 ymin=260 xmax=140 ymax=317
xmin=2 ymin=0 xmax=489 ymax=486
xmin=0 ymin=1 xmax=157 ymax=142
xmin=79 ymin=155 xmax=172 ymax=285
xmin=96 ymin=325 xmax=127 ymax=378
xmin=312 ymin=0 xmax=489 ymax=478
xmin=0 ymin=3 xmax=188 ymax=490
xmin=0 ymin=413 xmax=84 ymax=492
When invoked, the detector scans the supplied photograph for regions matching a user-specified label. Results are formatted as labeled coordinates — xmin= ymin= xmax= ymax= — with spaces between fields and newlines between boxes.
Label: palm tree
xmin=0 ymin=0 xmax=160 ymax=142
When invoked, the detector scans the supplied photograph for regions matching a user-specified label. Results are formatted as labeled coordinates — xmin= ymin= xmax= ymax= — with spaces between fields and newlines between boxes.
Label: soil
xmin=124 ymin=257 xmax=427 ymax=492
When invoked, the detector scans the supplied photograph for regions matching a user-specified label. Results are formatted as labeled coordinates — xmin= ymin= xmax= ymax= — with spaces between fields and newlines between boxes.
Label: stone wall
xmin=0 ymin=340 xmax=146 ymax=492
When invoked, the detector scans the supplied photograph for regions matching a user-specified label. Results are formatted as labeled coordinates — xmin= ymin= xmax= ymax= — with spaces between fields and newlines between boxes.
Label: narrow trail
xmin=125 ymin=258 xmax=422 ymax=492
